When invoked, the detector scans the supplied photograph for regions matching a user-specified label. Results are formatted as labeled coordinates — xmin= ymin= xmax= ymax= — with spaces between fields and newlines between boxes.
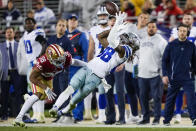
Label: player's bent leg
xmin=70 ymin=74 xmax=102 ymax=110
xmin=49 ymin=85 xmax=75 ymax=117
xmin=60 ymin=73 xmax=102 ymax=115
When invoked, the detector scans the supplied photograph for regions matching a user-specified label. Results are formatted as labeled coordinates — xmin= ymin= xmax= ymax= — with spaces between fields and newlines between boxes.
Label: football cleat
xmin=12 ymin=118 xmax=26 ymax=127
xmin=49 ymin=105 xmax=58 ymax=117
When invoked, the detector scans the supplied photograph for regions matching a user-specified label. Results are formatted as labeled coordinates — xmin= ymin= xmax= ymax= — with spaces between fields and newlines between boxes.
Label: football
xmin=105 ymin=1 xmax=119 ymax=15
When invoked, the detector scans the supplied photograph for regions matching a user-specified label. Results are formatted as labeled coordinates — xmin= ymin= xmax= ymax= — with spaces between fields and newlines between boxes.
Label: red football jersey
xmin=35 ymin=51 xmax=72 ymax=80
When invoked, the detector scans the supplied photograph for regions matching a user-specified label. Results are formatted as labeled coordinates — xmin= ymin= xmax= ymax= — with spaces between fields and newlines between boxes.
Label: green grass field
xmin=0 ymin=127 xmax=196 ymax=131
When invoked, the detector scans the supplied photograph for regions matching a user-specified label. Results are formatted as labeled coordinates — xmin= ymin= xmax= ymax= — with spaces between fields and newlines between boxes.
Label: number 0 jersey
xmin=87 ymin=45 xmax=132 ymax=78
xmin=23 ymin=28 xmax=45 ymax=63
xmin=35 ymin=51 xmax=72 ymax=80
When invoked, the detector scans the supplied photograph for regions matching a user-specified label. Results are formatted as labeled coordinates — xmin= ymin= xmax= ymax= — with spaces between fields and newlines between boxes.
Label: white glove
xmin=44 ymin=87 xmax=57 ymax=101
xmin=102 ymin=79 xmax=112 ymax=93
xmin=117 ymin=22 xmax=129 ymax=32
xmin=114 ymin=11 xmax=127 ymax=27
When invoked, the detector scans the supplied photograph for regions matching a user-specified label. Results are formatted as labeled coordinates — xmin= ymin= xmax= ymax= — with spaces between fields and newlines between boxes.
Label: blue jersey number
xmin=97 ymin=47 xmax=115 ymax=62
xmin=24 ymin=40 xmax=32 ymax=54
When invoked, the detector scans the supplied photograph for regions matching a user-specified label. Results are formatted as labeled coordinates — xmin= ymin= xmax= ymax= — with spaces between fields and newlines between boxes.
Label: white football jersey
xmin=171 ymin=26 xmax=196 ymax=44
xmin=89 ymin=25 xmax=110 ymax=57
xmin=87 ymin=45 xmax=132 ymax=78
xmin=23 ymin=28 xmax=45 ymax=63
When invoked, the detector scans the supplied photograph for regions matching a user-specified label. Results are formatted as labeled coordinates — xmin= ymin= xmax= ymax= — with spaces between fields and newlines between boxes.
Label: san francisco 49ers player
xmin=13 ymin=44 xmax=86 ymax=127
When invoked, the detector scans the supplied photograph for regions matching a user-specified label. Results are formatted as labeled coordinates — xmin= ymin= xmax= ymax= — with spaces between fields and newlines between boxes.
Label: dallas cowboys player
xmin=49 ymin=12 xmax=140 ymax=117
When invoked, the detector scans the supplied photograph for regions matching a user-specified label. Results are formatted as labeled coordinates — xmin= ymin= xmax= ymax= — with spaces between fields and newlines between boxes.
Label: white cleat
xmin=174 ymin=114 xmax=181 ymax=124
xmin=127 ymin=116 xmax=140 ymax=124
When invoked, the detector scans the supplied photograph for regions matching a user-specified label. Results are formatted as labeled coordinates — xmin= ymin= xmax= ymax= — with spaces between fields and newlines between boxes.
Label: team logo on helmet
xmin=46 ymin=44 xmax=66 ymax=67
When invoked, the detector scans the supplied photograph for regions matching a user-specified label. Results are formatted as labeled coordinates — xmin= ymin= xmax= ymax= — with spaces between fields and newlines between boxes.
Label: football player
xmin=18 ymin=17 xmax=47 ymax=123
xmin=13 ymin=44 xmax=86 ymax=127
xmin=85 ymin=5 xmax=110 ymax=122
xmin=49 ymin=12 xmax=140 ymax=118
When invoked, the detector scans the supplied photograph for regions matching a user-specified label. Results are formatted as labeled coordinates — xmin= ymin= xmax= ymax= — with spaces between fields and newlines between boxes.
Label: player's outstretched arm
xmin=97 ymin=29 xmax=111 ymax=48
xmin=71 ymin=59 xmax=87 ymax=67
xmin=30 ymin=67 xmax=47 ymax=90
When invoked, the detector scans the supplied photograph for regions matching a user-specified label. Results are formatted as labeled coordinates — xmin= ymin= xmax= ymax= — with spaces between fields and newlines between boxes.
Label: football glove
xmin=44 ymin=87 xmax=56 ymax=101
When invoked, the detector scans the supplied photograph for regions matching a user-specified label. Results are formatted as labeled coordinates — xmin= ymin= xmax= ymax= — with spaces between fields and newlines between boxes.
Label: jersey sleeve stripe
xmin=122 ymin=45 xmax=131 ymax=59
xmin=126 ymin=45 xmax=132 ymax=57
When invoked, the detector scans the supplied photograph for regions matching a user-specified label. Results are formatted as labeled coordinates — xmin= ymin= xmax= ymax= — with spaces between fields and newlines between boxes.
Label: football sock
xmin=17 ymin=95 xmax=39 ymax=119
xmin=55 ymin=85 xmax=74 ymax=108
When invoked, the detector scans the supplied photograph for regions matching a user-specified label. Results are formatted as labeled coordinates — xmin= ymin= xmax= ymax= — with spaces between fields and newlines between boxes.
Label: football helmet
xmin=46 ymin=44 xmax=66 ymax=67
xmin=119 ymin=32 xmax=140 ymax=58
xmin=97 ymin=6 xmax=109 ymax=25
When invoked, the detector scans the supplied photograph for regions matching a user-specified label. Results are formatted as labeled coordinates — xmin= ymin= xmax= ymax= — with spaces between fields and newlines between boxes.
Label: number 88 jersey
xmin=87 ymin=45 xmax=132 ymax=78
xmin=23 ymin=28 xmax=45 ymax=63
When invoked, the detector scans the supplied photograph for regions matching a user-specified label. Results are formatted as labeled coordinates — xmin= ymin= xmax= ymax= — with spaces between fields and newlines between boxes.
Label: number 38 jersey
xmin=87 ymin=45 xmax=132 ymax=78
xmin=23 ymin=28 xmax=45 ymax=63
xmin=35 ymin=51 xmax=72 ymax=80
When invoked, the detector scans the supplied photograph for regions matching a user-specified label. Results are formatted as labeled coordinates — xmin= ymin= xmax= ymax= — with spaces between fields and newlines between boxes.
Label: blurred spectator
xmin=137 ymin=21 xmax=167 ymax=125
xmin=0 ymin=0 xmax=8 ymax=8
xmin=0 ymin=27 xmax=22 ymax=120
xmin=80 ymin=0 xmax=106 ymax=29
xmin=154 ymin=0 xmax=167 ymax=16
xmin=129 ymin=0 xmax=145 ymax=16
xmin=58 ymin=0 xmax=82 ymax=20
xmin=165 ymin=0 xmax=183 ymax=28
xmin=123 ymin=12 xmax=150 ymax=124
xmin=121 ymin=0 xmax=135 ymax=21
xmin=66 ymin=14 xmax=89 ymax=123
xmin=142 ymin=0 xmax=155 ymax=15
xmin=155 ymin=0 xmax=183 ymax=28
xmin=2 ymin=0 xmax=21 ymax=21
xmin=184 ymin=0 xmax=196 ymax=15
xmin=47 ymin=19 xmax=74 ymax=123
xmin=27 ymin=10 xmax=35 ymax=19
xmin=34 ymin=0 xmax=56 ymax=28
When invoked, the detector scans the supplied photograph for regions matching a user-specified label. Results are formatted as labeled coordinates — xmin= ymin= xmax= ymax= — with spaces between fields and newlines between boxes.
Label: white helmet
xmin=97 ymin=6 xmax=109 ymax=25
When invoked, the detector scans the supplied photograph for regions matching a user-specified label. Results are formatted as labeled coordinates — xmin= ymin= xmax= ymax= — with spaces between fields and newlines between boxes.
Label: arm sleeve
xmin=79 ymin=32 xmax=89 ymax=62
xmin=162 ymin=44 xmax=170 ymax=76
xmin=71 ymin=59 xmax=87 ymax=67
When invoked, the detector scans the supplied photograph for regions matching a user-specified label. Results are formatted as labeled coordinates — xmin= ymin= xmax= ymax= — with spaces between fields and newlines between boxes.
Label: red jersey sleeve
xmin=35 ymin=55 xmax=48 ymax=71
xmin=64 ymin=51 xmax=72 ymax=68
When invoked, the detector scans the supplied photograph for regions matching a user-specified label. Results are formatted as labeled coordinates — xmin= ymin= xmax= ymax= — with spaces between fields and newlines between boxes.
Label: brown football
xmin=105 ymin=1 xmax=119 ymax=15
